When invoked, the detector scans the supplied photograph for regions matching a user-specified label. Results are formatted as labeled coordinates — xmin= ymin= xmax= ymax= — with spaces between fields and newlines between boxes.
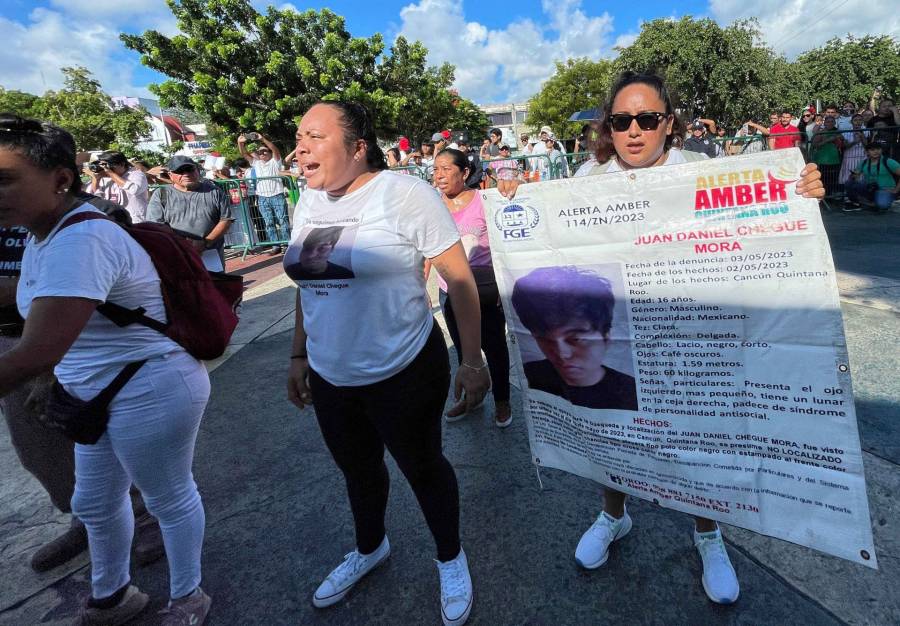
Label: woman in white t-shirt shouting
xmin=497 ymin=72 xmax=825 ymax=607
xmin=0 ymin=115 xmax=212 ymax=626
xmin=285 ymin=102 xmax=489 ymax=626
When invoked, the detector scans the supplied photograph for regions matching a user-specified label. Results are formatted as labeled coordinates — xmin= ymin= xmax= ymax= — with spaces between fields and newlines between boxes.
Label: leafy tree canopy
xmin=0 ymin=67 xmax=151 ymax=152
xmin=526 ymin=58 xmax=615 ymax=138
xmin=794 ymin=35 xmax=900 ymax=108
xmin=122 ymin=0 xmax=486 ymax=148
xmin=612 ymin=17 xmax=804 ymax=130
xmin=377 ymin=36 xmax=488 ymax=142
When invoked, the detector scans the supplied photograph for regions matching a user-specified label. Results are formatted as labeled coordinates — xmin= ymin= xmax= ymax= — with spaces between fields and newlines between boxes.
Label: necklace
xmin=445 ymin=189 xmax=472 ymax=210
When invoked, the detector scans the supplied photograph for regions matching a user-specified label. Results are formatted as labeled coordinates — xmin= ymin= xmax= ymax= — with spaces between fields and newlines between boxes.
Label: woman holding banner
xmin=499 ymin=71 xmax=825 ymax=605
xmin=285 ymin=101 xmax=489 ymax=626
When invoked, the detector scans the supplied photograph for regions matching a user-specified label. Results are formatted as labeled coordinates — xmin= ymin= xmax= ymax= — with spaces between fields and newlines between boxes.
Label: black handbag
xmin=40 ymin=360 xmax=147 ymax=445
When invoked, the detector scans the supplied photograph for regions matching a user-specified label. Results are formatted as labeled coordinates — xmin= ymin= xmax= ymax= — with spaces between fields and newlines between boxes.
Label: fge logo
xmin=493 ymin=203 xmax=540 ymax=240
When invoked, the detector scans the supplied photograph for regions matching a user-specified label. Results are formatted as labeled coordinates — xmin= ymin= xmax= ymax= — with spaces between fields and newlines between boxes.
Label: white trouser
xmin=71 ymin=350 xmax=210 ymax=599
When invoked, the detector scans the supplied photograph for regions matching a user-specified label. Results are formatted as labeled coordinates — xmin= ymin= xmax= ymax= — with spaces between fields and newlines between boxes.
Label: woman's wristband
xmin=460 ymin=360 xmax=487 ymax=373
xmin=290 ymin=354 xmax=308 ymax=360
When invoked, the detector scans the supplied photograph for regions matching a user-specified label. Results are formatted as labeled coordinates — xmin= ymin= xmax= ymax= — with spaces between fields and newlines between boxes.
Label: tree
xmin=613 ymin=17 xmax=799 ymax=130
xmin=376 ymin=37 xmax=487 ymax=142
xmin=122 ymin=1 xmax=400 ymax=148
xmin=445 ymin=95 xmax=490 ymax=142
xmin=794 ymin=35 xmax=900 ymax=107
xmin=0 ymin=88 xmax=41 ymax=118
xmin=122 ymin=2 xmax=486 ymax=148
xmin=0 ymin=67 xmax=151 ymax=152
xmin=527 ymin=58 xmax=615 ymax=139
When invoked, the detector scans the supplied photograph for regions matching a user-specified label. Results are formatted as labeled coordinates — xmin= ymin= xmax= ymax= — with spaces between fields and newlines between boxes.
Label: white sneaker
xmin=574 ymin=508 xmax=632 ymax=569
xmin=694 ymin=527 xmax=740 ymax=604
xmin=312 ymin=536 xmax=390 ymax=608
xmin=436 ymin=547 xmax=473 ymax=626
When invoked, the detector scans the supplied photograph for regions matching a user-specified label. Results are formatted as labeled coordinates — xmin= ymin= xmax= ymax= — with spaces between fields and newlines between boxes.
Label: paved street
xmin=1 ymin=205 xmax=898 ymax=625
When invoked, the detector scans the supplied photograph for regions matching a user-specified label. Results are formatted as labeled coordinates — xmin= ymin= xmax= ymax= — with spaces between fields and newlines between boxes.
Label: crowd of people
xmin=378 ymin=96 xmax=897 ymax=214
xmin=1 ymin=63 xmax=882 ymax=626
xmin=678 ymin=98 xmax=900 ymax=211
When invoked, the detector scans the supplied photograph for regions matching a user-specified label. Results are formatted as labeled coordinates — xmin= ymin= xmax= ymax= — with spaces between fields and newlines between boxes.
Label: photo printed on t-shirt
xmin=284 ymin=223 xmax=358 ymax=283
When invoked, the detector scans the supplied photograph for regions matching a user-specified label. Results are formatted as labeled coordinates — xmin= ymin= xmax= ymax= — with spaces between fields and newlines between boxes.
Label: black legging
xmin=308 ymin=322 xmax=460 ymax=561
xmin=440 ymin=274 xmax=511 ymax=403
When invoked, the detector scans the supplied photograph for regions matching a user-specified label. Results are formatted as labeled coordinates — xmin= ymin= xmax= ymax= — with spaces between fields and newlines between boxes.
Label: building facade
xmin=480 ymin=102 xmax=531 ymax=148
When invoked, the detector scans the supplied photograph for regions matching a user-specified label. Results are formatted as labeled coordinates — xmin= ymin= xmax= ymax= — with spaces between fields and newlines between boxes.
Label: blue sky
xmin=0 ymin=0 xmax=894 ymax=105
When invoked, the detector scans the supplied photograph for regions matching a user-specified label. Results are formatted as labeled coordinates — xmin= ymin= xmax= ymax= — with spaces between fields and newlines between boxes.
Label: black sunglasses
xmin=608 ymin=112 xmax=668 ymax=132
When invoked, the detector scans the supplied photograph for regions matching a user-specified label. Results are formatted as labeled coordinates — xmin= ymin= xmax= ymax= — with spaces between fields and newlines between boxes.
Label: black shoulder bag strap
xmin=96 ymin=302 xmax=169 ymax=334
xmin=93 ymin=360 xmax=148 ymax=406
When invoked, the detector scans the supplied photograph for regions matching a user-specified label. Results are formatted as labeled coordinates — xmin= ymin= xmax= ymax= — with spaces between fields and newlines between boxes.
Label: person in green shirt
xmin=846 ymin=141 xmax=900 ymax=211
xmin=811 ymin=116 xmax=843 ymax=197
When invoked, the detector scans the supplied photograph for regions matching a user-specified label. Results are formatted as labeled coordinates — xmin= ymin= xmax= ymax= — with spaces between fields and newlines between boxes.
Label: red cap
xmin=398 ymin=137 xmax=410 ymax=151
xmin=441 ymin=129 xmax=451 ymax=140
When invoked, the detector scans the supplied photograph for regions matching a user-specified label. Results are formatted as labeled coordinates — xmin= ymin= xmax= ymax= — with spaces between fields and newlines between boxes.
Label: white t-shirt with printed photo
xmin=17 ymin=204 xmax=181 ymax=396
xmin=285 ymin=170 xmax=459 ymax=386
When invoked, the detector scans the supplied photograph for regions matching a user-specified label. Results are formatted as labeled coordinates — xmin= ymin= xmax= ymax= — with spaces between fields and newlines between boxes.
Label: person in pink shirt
xmin=490 ymin=145 xmax=521 ymax=181
xmin=430 ymin=148 xmax=512 ymax=427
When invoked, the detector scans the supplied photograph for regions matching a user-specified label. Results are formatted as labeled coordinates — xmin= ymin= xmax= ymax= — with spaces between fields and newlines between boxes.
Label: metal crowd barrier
xmin=148 ymin=175 xmax=303 ymax=259
xmin=390 ymin=165 xmax=431 ymax=181
xmin=711 ymin=134 xmax=769 ymax=156
xmin=706 ymin=125 xmax=900 ymax=207
xmin=481 ymin=153 xmax=555 ymax=186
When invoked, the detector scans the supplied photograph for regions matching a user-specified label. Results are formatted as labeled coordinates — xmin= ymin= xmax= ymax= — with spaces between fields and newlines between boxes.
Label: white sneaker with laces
xmin=312 ymin=536 xmax=390 ymax=608
xmin=694 ymin=527 xmax=740 ymax=604
xmin=574 ymin=508 xmax=632 ymax=569
xmin=436 ymin=547 xmax=473 ymax=626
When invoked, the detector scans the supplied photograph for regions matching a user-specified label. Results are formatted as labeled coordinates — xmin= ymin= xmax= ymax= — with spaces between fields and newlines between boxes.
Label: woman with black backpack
xmin=0 ymin=114 xmax=212 ymax=626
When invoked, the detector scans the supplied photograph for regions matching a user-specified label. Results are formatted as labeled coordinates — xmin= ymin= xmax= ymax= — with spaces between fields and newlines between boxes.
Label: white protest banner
xmin=483 ymin=149 xmax=876 ymax=568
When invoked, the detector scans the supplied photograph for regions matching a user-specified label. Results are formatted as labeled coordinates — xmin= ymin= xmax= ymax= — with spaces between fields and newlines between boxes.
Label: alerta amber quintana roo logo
xmin=694 ymin=167 xmax=799 ymax=220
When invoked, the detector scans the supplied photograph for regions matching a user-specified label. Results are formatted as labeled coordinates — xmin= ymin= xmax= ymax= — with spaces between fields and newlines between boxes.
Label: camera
xmin=87 ymin=161 xmax=107 ymax=174
xmin=245 ymin=132 xmax=261 ymax=141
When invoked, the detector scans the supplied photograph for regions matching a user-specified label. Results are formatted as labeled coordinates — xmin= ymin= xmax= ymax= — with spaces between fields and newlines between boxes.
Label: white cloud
xmin=709 ymin=0 xmax=900 ymax=58
xmin=0 ymin=9 xmax=126 ymax=94
xmin=397 ymin=0 xmax=616 ymax=104
xmin=49 ymin=0 xmax=163 ymax=19
xmin=613 ymin=32 xmax=639 ymax=50
xmin=0 ymin=3 xmax=178 ymax=98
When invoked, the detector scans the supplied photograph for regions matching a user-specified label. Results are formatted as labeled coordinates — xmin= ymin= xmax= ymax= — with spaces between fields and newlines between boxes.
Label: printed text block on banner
xmin=483 ymin=149 xmax=877 ymax=568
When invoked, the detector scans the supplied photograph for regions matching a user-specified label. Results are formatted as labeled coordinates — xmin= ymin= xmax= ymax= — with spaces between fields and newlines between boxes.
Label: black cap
xmin=165 ymin=155 xmax=198 ymax=171
xmin=97 ymin=151 xmax=129 ymax=166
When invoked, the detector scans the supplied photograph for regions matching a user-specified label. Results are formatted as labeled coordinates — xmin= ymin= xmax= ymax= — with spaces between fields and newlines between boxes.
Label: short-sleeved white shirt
xmin=252 ymin=157 xmax=285 ymax=196
xmin=284 ymin=171 xmax=459 ymax=386
xmin=17 ymin=204 xmax=181 ymax=396
xmin=121 ymin=168 xmax=149 ymax=223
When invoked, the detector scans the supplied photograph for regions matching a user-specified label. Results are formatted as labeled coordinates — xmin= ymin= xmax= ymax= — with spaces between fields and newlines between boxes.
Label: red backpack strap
xmin=56 ymin=211 xmax=170 ymax=334
xmin=58 ymin=210 xmax=112 ymax=232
